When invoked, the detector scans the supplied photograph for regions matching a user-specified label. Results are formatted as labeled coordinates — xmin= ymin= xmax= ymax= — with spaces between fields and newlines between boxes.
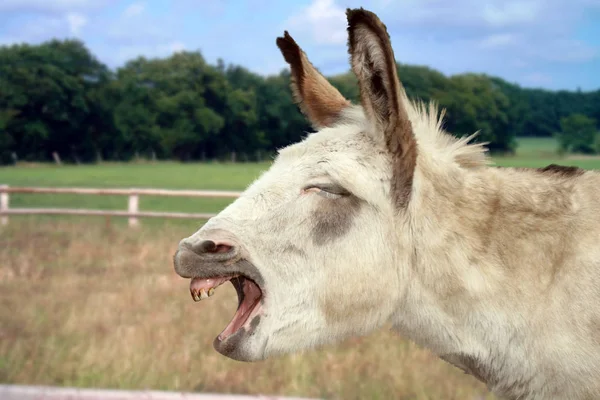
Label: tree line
xmin=1 ymin=39 xmax=599 ymax=165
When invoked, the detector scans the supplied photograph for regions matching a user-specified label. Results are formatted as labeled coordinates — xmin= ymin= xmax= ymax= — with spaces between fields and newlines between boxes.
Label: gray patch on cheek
xmin=311 ymin=196 xmax=362 ymax=246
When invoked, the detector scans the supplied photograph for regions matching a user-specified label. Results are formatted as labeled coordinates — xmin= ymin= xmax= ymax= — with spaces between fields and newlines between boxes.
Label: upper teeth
xmin=191 ymin=287 xmax=216 ymax=302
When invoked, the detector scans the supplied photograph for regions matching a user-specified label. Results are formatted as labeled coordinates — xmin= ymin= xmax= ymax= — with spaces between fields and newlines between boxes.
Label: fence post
xmin=0 ymin=185 xmax=8 ymax=226
xmin=128 ymin=192 xmax=139 ymax=228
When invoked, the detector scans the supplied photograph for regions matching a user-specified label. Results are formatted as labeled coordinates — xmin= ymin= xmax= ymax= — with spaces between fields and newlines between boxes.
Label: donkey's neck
xmin=391 ymin=163 xmax=584 ymax=395
xmin=408 ymin=163 xmax=582 ymax=297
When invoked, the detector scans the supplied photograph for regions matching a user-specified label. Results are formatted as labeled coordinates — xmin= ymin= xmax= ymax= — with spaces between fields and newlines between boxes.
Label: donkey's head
xmin=173 ymin=8 xmax=469 ymax=362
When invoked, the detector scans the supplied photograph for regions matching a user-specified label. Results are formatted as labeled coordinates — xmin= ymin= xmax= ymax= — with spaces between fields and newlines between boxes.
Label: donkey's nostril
xmin=198 ymin=239 xmax=217 ymax=253
xmin=192 ymin=239 xmax=234 ymax=255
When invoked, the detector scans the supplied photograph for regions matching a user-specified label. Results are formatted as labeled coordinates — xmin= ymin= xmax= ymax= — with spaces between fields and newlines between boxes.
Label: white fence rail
xmin=0 ymin=385 xmax=321 ymax=400
xmin=0 ymin=185 xmax=242 ymax=227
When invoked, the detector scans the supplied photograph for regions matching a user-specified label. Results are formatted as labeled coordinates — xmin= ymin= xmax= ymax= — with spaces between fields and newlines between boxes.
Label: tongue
xmin=218 ymin=278 xmax=262 ymax=340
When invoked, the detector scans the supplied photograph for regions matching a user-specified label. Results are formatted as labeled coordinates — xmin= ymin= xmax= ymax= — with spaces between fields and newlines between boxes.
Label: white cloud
xmin=277 ymin=0 xmax=599 ymax=81
xmin=66 ymin=12 xmax=87 ymax=36
xmin=482 ymin=1 xmax=541 ymax=27
xmin=284 ymin=0 xmax=346 ymax=45
xmin=0 ymin=0 xmax=107 ymax=46
xmin=1 ymin=0 xmax=598 ymax=90
xmin=123 ymin=2 xmax=145 ymax=18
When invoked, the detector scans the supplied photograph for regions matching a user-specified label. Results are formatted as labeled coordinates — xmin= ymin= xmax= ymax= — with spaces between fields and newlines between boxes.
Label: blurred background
xmin=1 ymin=1 xmax=599 ymax=399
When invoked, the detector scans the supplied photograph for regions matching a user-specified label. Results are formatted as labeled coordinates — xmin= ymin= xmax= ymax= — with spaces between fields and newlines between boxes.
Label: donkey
xmin=173 ymin=8 xmax=600 ymax=400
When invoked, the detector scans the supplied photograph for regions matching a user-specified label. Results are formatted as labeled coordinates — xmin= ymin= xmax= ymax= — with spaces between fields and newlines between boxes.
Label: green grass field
xmin=0 ymin=162 xmax=270 ymax=221
xmin=510 ymin=136 xmax=560 ymax=157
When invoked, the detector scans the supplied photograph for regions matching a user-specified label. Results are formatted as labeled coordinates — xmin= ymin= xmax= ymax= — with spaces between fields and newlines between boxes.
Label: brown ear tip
xmin=346 ymin=8 xmax=390 ymax=44
xmin=276 ymin=32 xmax=301 ymax=65
xmin=346 ymin=7 xmax=374 ymax=23
xmin=276 ymin=31 xmax=296 ymax=47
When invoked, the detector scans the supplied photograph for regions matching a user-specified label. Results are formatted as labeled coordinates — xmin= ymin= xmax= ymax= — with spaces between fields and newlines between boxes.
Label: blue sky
xmin=1 ymin=0 xmax=599 ymax=91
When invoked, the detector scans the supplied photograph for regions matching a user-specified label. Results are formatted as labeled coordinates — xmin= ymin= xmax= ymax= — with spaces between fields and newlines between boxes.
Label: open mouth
xmin=190 ymin=274 xmax=263 ymax=341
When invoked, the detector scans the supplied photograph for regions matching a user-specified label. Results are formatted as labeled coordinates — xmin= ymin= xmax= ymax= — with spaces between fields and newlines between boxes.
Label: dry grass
xmin=0 ymin=218 xmax=495 ymax=400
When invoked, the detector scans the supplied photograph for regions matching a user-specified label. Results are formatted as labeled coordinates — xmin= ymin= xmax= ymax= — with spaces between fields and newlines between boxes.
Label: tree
xmin=436 ymin=74 xmax=514 ymax=153
xmin=1 ymin=38 xmax=599 ymax=163
xmin=0 ymin=109 xmax=18 ymax=164
xmin=556 ymin=114 xmax=598 ymax=154
xmin=0 ymin=39 xmax=112 ymax=163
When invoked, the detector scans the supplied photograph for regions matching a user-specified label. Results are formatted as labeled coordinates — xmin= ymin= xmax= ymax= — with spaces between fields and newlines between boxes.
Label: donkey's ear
xmin=276 ymin=31 xmax=351 ymax=129
xmin=346 ymin=8 xmax=417 ymax=207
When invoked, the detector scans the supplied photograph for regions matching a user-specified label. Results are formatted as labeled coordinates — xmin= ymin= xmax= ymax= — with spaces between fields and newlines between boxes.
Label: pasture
xmin=1 ymin=138 xmax=599 ymax=400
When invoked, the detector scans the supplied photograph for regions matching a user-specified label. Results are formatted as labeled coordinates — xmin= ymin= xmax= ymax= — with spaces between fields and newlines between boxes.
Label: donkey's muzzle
xmin=173 ymin=230 xmax=240 ymax=279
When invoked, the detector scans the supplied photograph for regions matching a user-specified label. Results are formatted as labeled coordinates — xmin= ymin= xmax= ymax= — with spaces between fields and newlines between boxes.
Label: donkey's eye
xmin=303 ymin=184 xmax=349 ymax=199
xmin=315 ymin=189 xmax=342 ymax=199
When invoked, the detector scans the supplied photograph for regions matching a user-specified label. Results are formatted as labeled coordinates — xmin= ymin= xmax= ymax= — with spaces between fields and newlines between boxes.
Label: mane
xmin=402 ymin=91 xmax=491 ymax=169
xmin=334 ymin=92 xmax=490 ymax=169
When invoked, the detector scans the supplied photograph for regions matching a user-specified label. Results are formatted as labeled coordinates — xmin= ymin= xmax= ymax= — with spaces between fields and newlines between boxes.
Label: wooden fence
xmin=0 ymin=384 xmax=321 ymax=400
xmin=0 ymin=185 xmax=242 ymax=227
